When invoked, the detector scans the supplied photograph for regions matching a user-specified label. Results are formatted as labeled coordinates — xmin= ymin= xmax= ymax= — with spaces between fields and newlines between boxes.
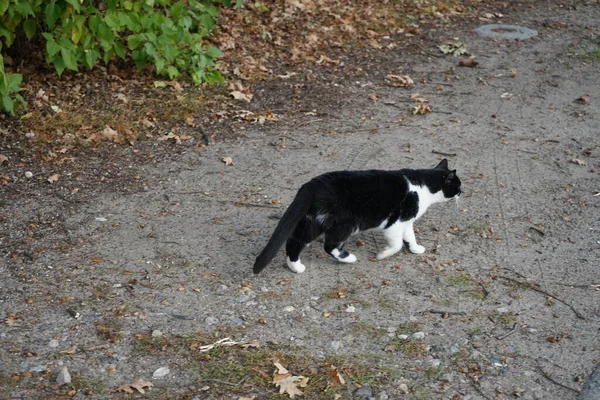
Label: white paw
xmin=286 ymin=257 xmax=306 ymax=273
xmin=338 ymin=253 xmax=357 ymax=263
xmin=409 ymin=244 xmax=425 ymax=254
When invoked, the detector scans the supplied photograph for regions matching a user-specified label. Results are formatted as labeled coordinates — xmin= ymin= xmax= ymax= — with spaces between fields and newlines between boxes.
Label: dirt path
xmin=1 ymin=1 xmax=599 ymax=399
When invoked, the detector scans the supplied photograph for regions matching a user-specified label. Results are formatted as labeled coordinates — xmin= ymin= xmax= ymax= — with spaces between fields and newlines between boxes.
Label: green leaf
xmin=114 ymin=41 xmax=125 ymax=58
xmin=46 ymin=39 xmax=61 ymax=57
xmin=84 ymin=48 xmax=100 ymax=69
xmin=53 ymin=56 xmax=66 ymax=76
xmin=65 ymin=0 xmax=81 ymax=12
xmin=0 ymin=0 xmax=9 ymax=15
xmin=60 ymin=47 xmax=78 ymax=71
xmin=7 ymin=73 xmax=22 ymax=92
xmin=2 ymin=95 xmax=15 ymax=115
xmin=205 ymin=45 xmax=223 ymax=59
xmin=166 ymin=66 xmax=179 ymax=79
xmin=45 ymin=2 xmax=62 ymax=29
xmin=170 ymin=1 xmax=184 ymax=18
xmin=15 ymin=0 xmax=34 ymax=16
xmin=154 ymin=56 xmax=165 ymax=73
xmin=23 ymin=19 xmax=37 ymax=40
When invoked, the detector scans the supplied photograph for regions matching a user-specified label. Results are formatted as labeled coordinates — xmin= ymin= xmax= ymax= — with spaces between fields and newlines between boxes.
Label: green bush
xmin=0 ymin=0 xmax=241 ymax=115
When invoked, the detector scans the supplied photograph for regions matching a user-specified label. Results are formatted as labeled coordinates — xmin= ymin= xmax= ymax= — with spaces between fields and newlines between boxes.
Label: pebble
xmin=152 ymin=366 xmax=170 ymax=379
xmin=234 ymin=294 xmax=250 ymax=303
xmin=56 ymin=366 xmax=71 ymax=386
xmin=283 ymin=306 xmax=295 ymax=312
xmin=397 ymin=334 xmax=409 ymax=340
xmin=25 ymin=132 xmax=35 ymax=138
xmin=25 ymin=171 xmax=33 ymax=178
xmin=95 ymin=217 xmax=107 ymax=222
xmin=412 ymin=332 xmax=426 ymax=339
xmin=230 ymin=317 xmax=244 ymax=326
xmin=353 ymin=384 xmax=373 ymax=398
xmin=205 ymin=316 xmax=218 ymax=325
xmin=48 ymin=339 xmax=60 ymax=348
xmin=496 ymin=307 xmax=508 ymax=314
xmin=345 ymin=305 xmax=356 ymax=313
xmin=151 ymin=330 xmax=163 ymax=337
xmin=398 ymin=383 xmax=409 ymax=394
xmin=330 ymin=341 xmax=342 ymax=352
xmin=378 ymin=392 xmax=389 ymax=400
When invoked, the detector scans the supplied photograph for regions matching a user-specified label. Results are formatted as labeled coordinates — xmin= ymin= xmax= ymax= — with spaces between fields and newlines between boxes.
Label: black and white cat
xmin=253 ymin=159 xmax=461 ymax=274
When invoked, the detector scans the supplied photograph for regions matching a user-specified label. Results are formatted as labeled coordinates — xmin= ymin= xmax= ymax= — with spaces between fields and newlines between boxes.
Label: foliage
xmin=0 ymin=0 xmax=242 ymax=115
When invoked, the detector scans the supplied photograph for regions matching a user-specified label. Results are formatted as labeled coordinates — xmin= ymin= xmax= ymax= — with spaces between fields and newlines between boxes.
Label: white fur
xmin=331 ymin=248 xmax=357 ymax=263
xmin=376 ymin=181 xmax=447 ymax=260
xmin=286 ymin=257 xmax=306 ymax=273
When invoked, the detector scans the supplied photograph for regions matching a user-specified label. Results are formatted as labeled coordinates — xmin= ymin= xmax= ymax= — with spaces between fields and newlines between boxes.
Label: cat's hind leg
xmin=403 ymin=220 xmax=425 ymax=254
xmin=324 ymin=224 xmax=357 ymax=263
xmin=377 ymin=221 xmax=405 ymax=260
xmin=285 ymin=217 xmax=323 ymax=273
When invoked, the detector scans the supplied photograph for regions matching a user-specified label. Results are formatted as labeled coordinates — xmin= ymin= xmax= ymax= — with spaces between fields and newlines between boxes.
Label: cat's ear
xmin=435 ymin=159 xmax=449 ymax=170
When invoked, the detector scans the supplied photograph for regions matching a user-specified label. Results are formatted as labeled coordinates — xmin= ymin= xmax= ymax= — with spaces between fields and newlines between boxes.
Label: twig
xmin=411 ymin=43 xmax=445 ymax=58
xmin=529 ymin=226 xmax=545 ymax=236
xmin=427 ymin=310 xmax=466 ymax=316
xmin=496 ymin=323 xmax=518 ymax=340
xmin=498 ymin=276 xmax=585 ymax=319
xmin=536 ymin=365 xmax=581 ymax=394
xmin=203 ymin=376 xmax=248 ymax=387
xmin=431 ymin=150 xmax=457 ymax=157
xmin=468 ymin=376 xmax=492 ymax=400
xmin=476 ymin=280 xmax=489 ymax=299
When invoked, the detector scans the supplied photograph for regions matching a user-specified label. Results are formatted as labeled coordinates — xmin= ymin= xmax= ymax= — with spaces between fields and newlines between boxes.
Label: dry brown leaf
xmin=47 ymin=174 xmax=60 ymax=183
xmin=222 ymin=157 xmax=234 ymax=166
xmin=458 ymin=58 xmax=479 ymax=68
xmin=158 ymin=132 xmax=182 ymax=144
xmin=327 ymin=365 xmax=345 ymax=387
xmin=413 ymin=104 xmax=432 ymax=115
xmin=0 ymin=154 xmax=8 ymax=164
xmin=386 ymin=74 xmax=413 ymax=87
xmin=368 ymin=94 xmax=380 ymax=102
xmin=575 ymin=95 xmax=590 ymax=104
xmin=230 ymin=90 xmax=253 ymax=102
xmin=115 ymin=379 xmax=153 ymax=394
xmin=571 ymin=158 xmax=587 ymax=166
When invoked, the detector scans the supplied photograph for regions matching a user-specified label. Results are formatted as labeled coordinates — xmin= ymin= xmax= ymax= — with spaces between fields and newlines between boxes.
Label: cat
xmin=253 ymin=159 xmax=461 ymax=274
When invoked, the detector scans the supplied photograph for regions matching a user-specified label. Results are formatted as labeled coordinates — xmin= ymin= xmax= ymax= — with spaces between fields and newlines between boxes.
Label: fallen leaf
xmin=327 ymin=364 xmax=345 ymax=387
xmin=412 ymin=104 xmax=432 ymax=115
xmin=439 ymin=40 xmax=469 ymax=56
xmin=458 ymin=58 xmax=479 ymax=67
xmin=575 ymin=95 xmax=590 ymax=104
xmin=115 ymin=379 xmax=153 ymax=394
xmin=157 ymin=132 xmax=182 ymax=144
xmin=230 ymin=90 xmax=253 ymax=102
xmin=385 ymin=74 xmax=413 ymax=87
xmin=0 ymin=154 xmax=7 ymax=164
xmin=368 ymin=94 xmax=380 ymax=102
xmin=571 ymin=158 xmax=587 ymax=166
xmin=47 ymin=174 xmax=60 ymax=183
xmin=272 ymin=362 xmax=309 ymax=400
xmin=222 ymin=157 xmax=234 ymax=166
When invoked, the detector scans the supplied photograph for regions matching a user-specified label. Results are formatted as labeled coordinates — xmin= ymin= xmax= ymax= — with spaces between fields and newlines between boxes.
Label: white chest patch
xmin=407 ymin=182 xmax=446 ymax=219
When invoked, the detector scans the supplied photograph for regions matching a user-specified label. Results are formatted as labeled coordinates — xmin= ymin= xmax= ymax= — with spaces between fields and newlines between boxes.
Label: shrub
xmin=0 ymin=0 xmax=241 ymax=115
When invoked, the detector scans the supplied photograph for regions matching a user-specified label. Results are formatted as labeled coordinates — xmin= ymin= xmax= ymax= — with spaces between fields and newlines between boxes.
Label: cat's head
xmin=435 ymin=159 xmax=462 ymax=199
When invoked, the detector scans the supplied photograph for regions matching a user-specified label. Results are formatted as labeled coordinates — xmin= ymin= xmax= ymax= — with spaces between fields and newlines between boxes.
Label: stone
xmin=152 ymin=366 xmax=170 ymax=379
xmin=151 ymin=330 xmax=163 ymax=337
xmin=412 ymin=331 xmax=425 ymax=339
xmin=204 ymin=316 xmax=218 ymax=325
xmin=48 ymin=339 xmax=60 ymax=348
xmin=353 ymin=384 xmax=373 ymax=398
xmin=56 ymin=366 xmax=71 ymax=386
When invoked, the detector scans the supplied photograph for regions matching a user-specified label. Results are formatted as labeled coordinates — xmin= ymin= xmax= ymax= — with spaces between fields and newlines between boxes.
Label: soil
xmin=1 ymin=1 xmax=600 ymax=399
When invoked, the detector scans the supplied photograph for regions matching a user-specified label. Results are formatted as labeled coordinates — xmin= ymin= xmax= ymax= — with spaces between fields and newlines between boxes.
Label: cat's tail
xmin=253 ymin=184 xmax=314 ymax=274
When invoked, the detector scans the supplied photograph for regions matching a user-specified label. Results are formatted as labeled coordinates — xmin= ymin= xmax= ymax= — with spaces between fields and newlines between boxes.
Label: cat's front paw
xmin=286 ymin=257 xmax=306 ymax=273
xmin=376 ymin=246 xmax=401 ymax=260
xmin=409 ymin=244 xmax=425 ymax=254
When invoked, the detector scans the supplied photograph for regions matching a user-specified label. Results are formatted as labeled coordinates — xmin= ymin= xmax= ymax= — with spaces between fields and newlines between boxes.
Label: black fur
xmin=253 ymin=159 xmax=461 ymax=274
